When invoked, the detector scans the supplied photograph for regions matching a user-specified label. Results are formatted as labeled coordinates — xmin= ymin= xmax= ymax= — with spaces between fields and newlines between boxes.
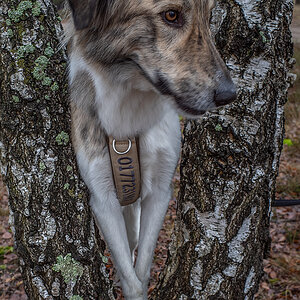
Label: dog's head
xmin=68 ymin=0 xmax=236 ymax=116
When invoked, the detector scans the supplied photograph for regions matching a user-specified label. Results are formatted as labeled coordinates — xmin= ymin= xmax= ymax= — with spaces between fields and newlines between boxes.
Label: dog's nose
xmin=214 ymin=81 xmax=237 ymax=107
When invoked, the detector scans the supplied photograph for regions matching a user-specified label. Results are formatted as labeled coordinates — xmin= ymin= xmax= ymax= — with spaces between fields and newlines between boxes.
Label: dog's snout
xmin=214 ymin=81 xmax=237 ymax=107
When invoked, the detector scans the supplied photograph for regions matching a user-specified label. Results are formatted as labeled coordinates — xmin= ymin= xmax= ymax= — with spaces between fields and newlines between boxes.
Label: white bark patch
xmin=75 ymin=240 xmax=90 ymax=256
xmin=0 ymin=5 xmax=11 ymax=51
xmin=36 ymin=148 xmax=58 ymax=190
xmin=252 ymin=167 xmax=265 ymax=183
xmin=183 ymin=202 xmax=227 ymax=243
xmin=76 ymin=201 xmax=84 ymax=212
xmin=0 ymin=141 xmax=7 ymax=175
xmin=0 ymin=28 xmax=11 ymax=50
xmin=244 ymin=266 xmax=256 ymax=294
xmin=38 ymin=254 xmax=45 ymax=263
xmin=37 ymin=0 xmax=66 ymax=51
xmin=39 ymin=0 xmax=52 ymax=14
xmin=196 ymin=212 xmax=227 ymax=243
xmin=190 ymin=260 xmax=203 ymax=292
xmin=227 ymin=57 xmax=271 ymax=93
xmin=182 ymin=201 xmax=195 ymax=215
xmin=236 ymin=0 xmax=263 ymax=29
xmin=32 ymin=275 xmax=53 ymax=299
xmin=269 ymin=104 xmax=285 ymax=214
xmin=182 ymin=222 xmax=191 ymax=243
xmin=41 ymin=209 xmax=57 ymax=237
xmin=10 ymin=70 xmax=33 ymax=99
xmin=65 ymin=280 xmax=76 ymax=299
xmin=195 ymin=239 xmax=212 ymax=258
xmin=272 ymin=105 xmax=285 ymax=174
xmin=10 ymin=163 xmax=32 ymax=216
xmin=241 ymin=117 xmax=261 ymax=137
xmin=22 ymin=27 xmax=39 ymax=47
xmin=66 ymin=234 xmax=74 ymax=243
xmin=210 ymin=2 xmax=227 ymax=35
xmin=0 ymin=4 xmax=8 ymax=15
xmin=40 ymin=109 xmax=52 ymax=131
xmin=51 ymin=278 xmax=60 ymax=297
xmin=223 ymin=264 xmax=238 ymax=277
xmin=228 ymin=207 xmax=257 ymax=263
xmin=202 ymin=273 xmax=224 ymax=296
xmin=212 ymin=179 xmax=239 ymax=213
xmin=8 ymin=211 xmax=15 ymax=236
xmin=77 ymin=245 xmax=89 ymax=256
xmin=28 ymin=210 xmax=56 ymax=247
xmin=88 ymin=218 xmax=96 ymax=249
xmin=10 ymin=139 xmax=58 ymax=219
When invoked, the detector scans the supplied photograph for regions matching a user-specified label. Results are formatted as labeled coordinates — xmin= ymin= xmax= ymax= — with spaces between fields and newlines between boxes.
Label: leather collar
xmin=107 ymin=136 xmax=141 ymax=206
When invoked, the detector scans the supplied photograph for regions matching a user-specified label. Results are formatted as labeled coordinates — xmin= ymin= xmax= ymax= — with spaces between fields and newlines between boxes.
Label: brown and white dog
xmin=65 ymin=0 xmax=236 ymax=299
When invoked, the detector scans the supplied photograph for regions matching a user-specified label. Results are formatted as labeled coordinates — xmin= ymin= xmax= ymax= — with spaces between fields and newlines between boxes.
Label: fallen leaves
xmin=2 ymin=232 xmax=12 ymax=240
xmin=0 ymin=174 xmax=26 ymax=300
xmin=255 ymin=206 xmax=300 ymax=300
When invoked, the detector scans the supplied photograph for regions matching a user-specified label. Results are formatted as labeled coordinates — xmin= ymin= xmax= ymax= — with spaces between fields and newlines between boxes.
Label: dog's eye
xmin=165 ymin=10 xmax=178 ymax=22
xmin=162 ymin=10 xmax=183 ymax=27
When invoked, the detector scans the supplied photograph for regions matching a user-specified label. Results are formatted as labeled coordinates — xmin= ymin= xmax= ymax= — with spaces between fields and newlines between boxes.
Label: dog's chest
xmin=90 ymin=71 xmax=181 ymax=197
xmin=96 ymin=87 xmax=169 ymax=138
xmin=89 ymin=71 xmax=168 ymax=139
xmin=138 ymin=111 xmax=181 ymax=198
xmin=69 ymin=55 xmax=181 ymax=199
xmin=69 ymin=52 xmax=169 ymax=139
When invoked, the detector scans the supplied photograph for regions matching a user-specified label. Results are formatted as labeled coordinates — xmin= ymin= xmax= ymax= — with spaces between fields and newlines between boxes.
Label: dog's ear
xmin=68 ymin=0 xmax=97 ymax=30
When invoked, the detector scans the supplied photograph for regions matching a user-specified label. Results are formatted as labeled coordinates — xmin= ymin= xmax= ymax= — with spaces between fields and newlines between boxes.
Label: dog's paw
xmin=122 ymin=276 xmax=144 ymax=300
xmin=124 ymin=288 xmax=144 ymax=300
xmin=124 ymin=292 xmax=144 ymax=300
xmin=125 ymin=297 xmax=144 ymax=300
xmin=135 ymin=272 xmax=149 ymax=297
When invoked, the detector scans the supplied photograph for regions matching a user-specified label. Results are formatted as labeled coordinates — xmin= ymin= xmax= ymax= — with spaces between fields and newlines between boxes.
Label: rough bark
xmin=0 ymin=1 xmax=113 ymax=299
xmin=152 ymin=0 xmax=294 ymax=299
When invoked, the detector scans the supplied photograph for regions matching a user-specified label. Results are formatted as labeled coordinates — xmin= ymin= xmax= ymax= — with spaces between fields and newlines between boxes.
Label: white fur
xmin=70 ymin=50 xmax=181 ymax=300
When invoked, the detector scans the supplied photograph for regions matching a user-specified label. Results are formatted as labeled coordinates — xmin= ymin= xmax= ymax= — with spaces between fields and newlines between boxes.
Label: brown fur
xmin=66 ymin=0 xmax=234 ymax=116
xmin=70 ymin=71 xmax=106 ymax=159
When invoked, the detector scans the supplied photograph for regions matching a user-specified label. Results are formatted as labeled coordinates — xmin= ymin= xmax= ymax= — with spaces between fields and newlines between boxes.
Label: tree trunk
xmin=0 ymin=1 xmax=113 ymax=299
xmin=152 ymin=0 xmax=294 ymax=299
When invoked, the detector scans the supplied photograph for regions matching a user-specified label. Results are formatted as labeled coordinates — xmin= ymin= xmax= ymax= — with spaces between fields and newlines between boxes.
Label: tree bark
xmin=152 ymin=0 xmax=294 ymax=299
xmin=0 ymin=1 xmax=113 ymax=299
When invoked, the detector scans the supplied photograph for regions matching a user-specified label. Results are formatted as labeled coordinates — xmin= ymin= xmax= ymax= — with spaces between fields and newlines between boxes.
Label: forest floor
xmin=1 ymin=6 xmax=300 ymax=300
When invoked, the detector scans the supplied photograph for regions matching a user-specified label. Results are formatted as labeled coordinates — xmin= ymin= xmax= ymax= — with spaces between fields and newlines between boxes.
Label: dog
xmin=64 ymin=0 xmax=236 ymax=299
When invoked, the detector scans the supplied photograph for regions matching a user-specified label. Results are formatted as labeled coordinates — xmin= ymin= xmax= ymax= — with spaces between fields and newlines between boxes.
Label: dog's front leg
xmin=135 ymin=189 xmax=171 ymax=298
xmin=77 ymin=152 xmax=143 ymax=300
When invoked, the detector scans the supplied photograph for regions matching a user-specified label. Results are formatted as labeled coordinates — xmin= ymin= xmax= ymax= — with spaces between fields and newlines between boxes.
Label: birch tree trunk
xmin=0 ymin=1 xmax=113 ymax=299
xmin=152 ymin=0 xmax=294 ymax=299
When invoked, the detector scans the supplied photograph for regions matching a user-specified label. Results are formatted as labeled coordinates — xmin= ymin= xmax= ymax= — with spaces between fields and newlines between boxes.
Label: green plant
xmin=0 ymin=246 xmax=13 ymax=259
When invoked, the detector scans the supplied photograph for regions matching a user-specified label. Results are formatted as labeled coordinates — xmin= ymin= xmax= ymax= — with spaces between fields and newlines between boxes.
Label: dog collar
xmin=107 ymin=136 xmax=141 ymax=206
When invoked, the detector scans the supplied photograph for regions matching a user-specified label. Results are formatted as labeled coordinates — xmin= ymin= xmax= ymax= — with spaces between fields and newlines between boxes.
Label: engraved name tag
xmin=108 ymin=137 xmax=141 ymax=206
